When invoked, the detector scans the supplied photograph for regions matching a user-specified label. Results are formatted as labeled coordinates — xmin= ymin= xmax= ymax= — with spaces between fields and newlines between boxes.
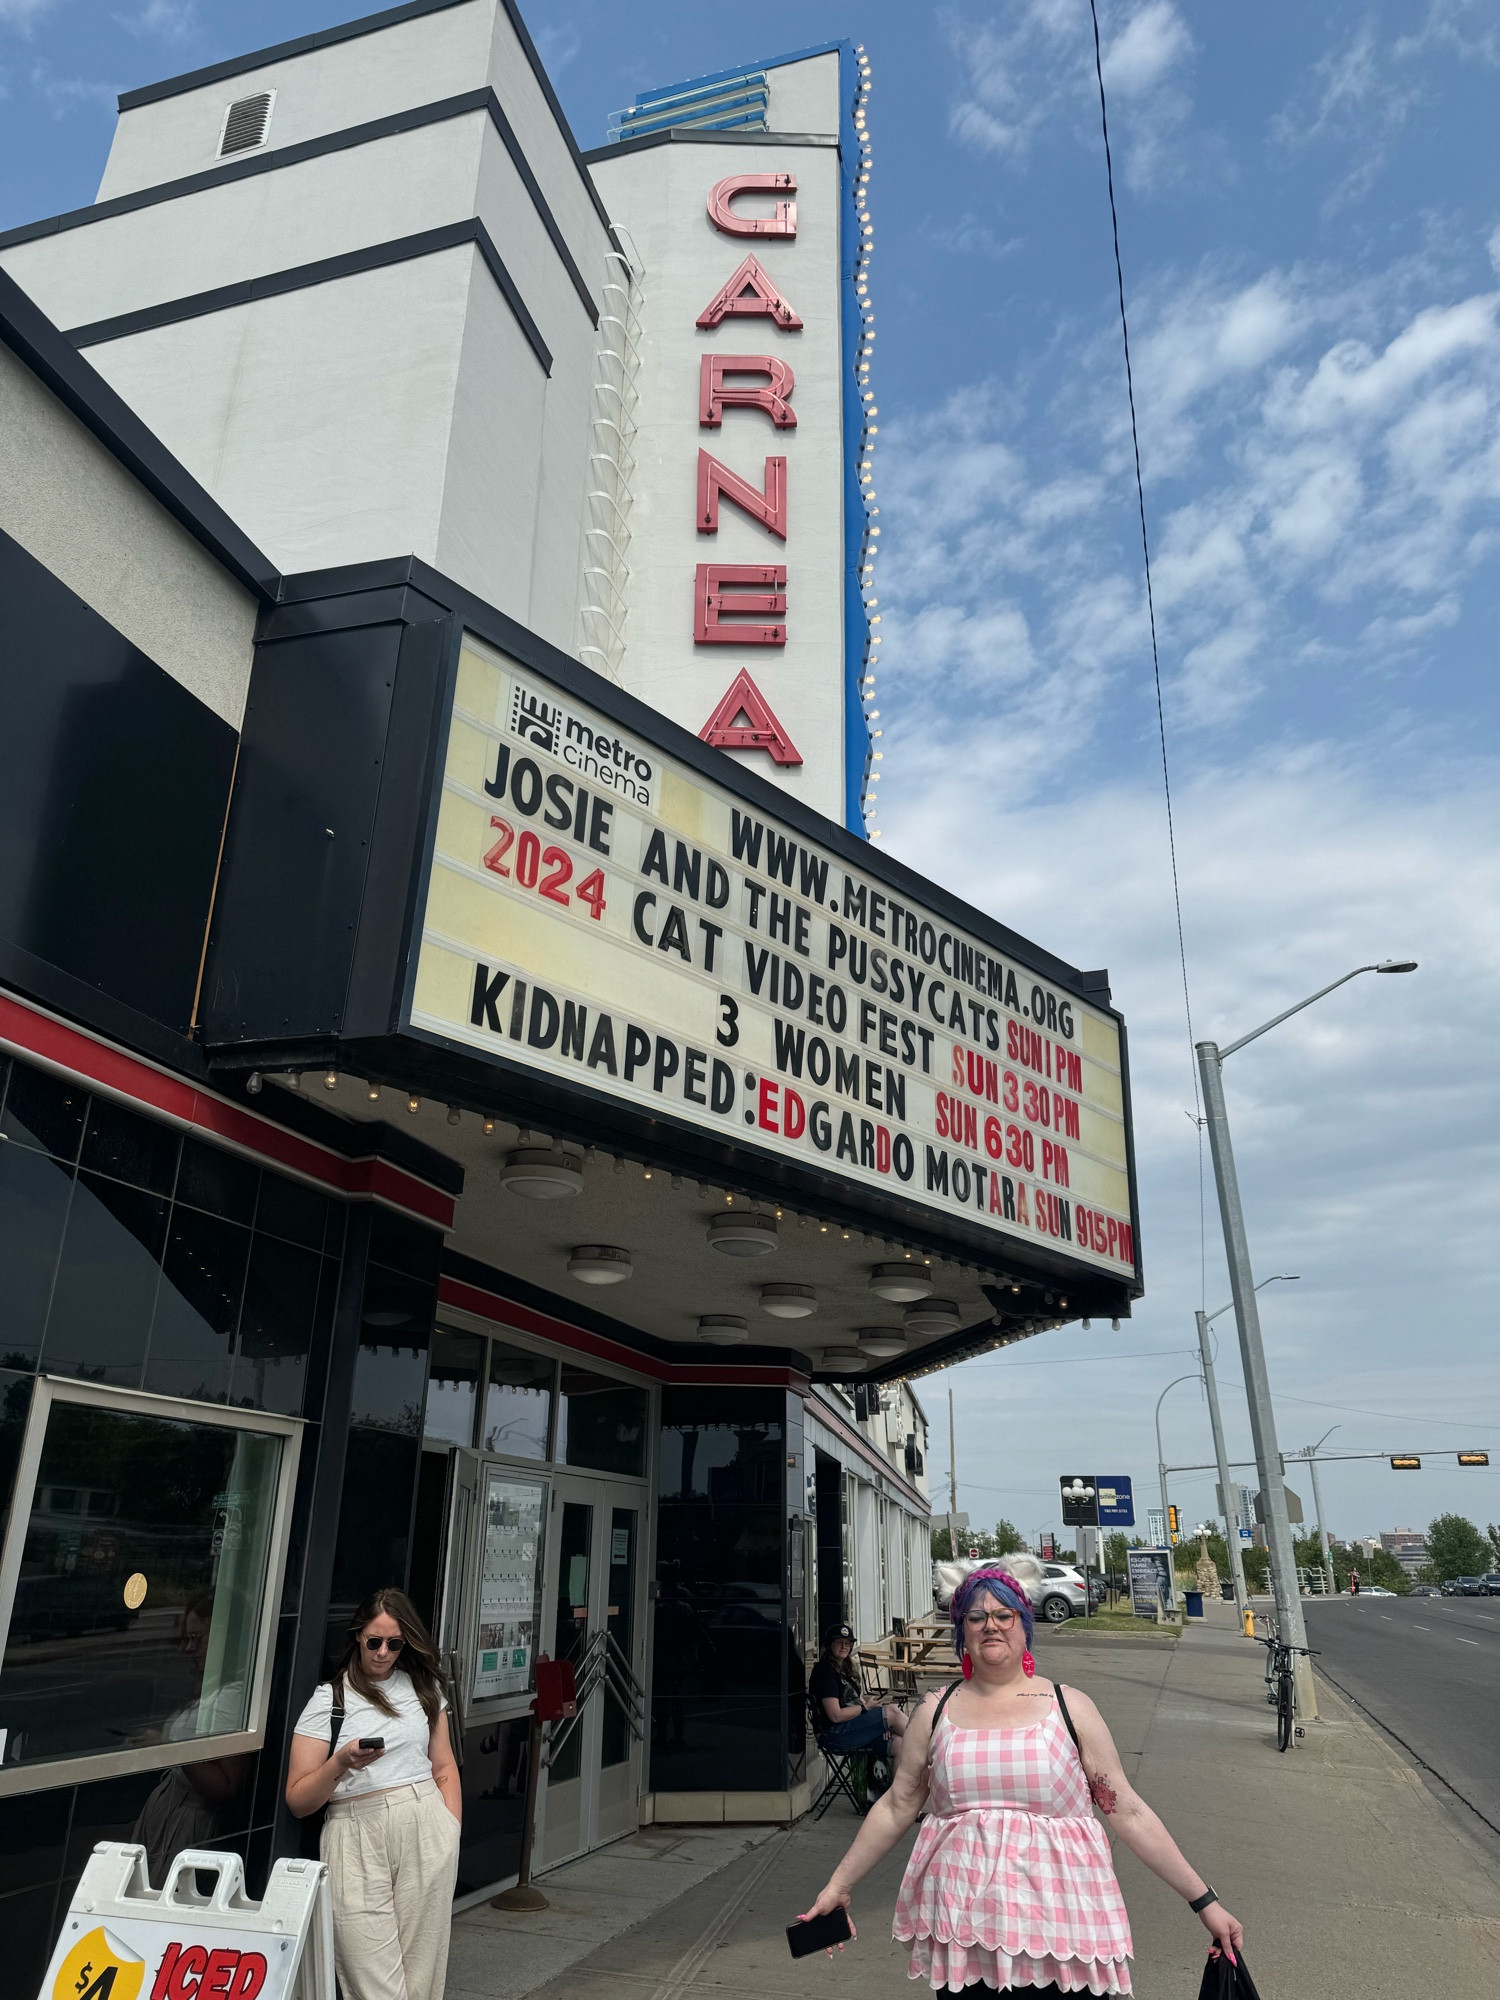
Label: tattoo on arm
xmin=1088 ymin=1772 xmax=1118 ymax=1814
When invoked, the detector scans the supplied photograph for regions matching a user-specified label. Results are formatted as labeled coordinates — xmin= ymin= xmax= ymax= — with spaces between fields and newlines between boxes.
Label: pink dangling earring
xmin=1021 ymin=1650 xmax=1036 ymax=1678
xmin=961 ymin=1650 xmax=974 ymax=1680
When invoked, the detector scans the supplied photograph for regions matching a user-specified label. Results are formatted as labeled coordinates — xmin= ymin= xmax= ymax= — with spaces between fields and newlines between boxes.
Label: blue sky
xmin=3 ymin=1 xmax=1497 ymax=1550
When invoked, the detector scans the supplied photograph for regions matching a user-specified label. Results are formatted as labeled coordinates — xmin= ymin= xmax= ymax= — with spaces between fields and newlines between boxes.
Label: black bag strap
xmin=328 ymin=1677 xmax=345 ymax=1759
xmin=926 ymin=1678 xmax=964 ymax=1762
xmin=1053 ymin=1682 xmax=1084 ymax=1762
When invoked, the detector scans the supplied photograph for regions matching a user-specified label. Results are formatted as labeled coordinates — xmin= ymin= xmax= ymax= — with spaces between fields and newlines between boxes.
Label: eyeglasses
xmin=364 ymin=1635 xmax=404 ymax=1655
xmin=963 ymin=1608 xmax=1018 ymax=1631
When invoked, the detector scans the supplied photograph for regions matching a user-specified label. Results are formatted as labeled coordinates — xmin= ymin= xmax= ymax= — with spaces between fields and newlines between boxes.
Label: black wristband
xmin=1188 ymin=1888 xmax=1218 ymax=1913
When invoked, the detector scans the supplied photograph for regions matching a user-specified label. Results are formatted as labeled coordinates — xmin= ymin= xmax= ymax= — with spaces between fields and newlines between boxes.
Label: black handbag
xmin=1197 ymin=1947 xmax=1262 ymax=2000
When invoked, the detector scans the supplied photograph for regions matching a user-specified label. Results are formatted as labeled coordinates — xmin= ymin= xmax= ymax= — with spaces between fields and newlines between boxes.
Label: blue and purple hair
xmin=951 ymin=1566 xmax=1035 ymax=1651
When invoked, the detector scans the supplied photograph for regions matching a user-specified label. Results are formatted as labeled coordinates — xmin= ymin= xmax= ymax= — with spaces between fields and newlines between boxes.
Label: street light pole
xmin=1155 ymin=1373 xmax=1199 ymax=1594
xmin=1298 ymin=1428 xmax=1339 ymax=1598
xmin=1196 ymin=1308 xmax=1250 ymax=1628
xmin=1197 ymin=1275 xmax=1298 ymax=1637
xmin=1196 ymin=955 xmax=1416 ymax=1730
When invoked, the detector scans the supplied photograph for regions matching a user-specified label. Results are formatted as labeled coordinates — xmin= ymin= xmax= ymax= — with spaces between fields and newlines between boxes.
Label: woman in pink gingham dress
xmin=799 ymin=1565 xmax=1244 ymax=1995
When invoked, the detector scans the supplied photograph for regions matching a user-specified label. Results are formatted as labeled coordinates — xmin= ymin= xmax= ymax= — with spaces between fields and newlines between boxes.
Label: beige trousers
xmin=323 ymin=1778 xmax=461 ymax=2000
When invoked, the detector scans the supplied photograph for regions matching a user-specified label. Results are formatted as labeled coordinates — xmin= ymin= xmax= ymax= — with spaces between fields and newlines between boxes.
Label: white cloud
xmin=944 ymin=0 xmax=1201 ymax=191
xmin=28 ymin=60 xmax=114 ymax=115
xmin=0 ymin=0 xmax=61 ymax=26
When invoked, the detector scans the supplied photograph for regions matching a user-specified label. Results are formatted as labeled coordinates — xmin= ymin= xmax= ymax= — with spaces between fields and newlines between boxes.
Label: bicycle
xmin=1258 ymin=1628 xmax=1319 ymax=1750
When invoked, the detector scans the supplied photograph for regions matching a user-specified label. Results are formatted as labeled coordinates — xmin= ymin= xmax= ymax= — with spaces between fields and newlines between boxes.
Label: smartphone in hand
xmin=786 ymin=1910 xmax=852 ymax=1958
xmin=357 ymin=1737 xmax=385 ymax=1751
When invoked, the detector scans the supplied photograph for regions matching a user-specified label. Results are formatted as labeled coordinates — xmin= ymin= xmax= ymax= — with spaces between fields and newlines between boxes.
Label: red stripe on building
xmin=439 ymin=1274 xmax=809 ymax=1390
xmin=0 ymin=990 xmax=455 ymax=1228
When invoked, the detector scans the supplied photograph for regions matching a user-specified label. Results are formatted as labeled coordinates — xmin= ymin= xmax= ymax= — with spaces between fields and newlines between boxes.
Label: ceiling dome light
xmin=903 ymin=1299 xmax=961 ymax=1338
xmin=760 ymin=1284 xmax=817 ymax=1319
xmin=696 ymin=1315 xmax=749 ymax=1346
xmin=498 ymin=1146 xmax=584 ymax=1199
xmin=856 ymin=1328 xmax=906 ymax=1360
xmin=868 ymin=1262 xmax=931 ymax=1304
xmin=819 ymin=1346 xmax=870 ymax=1372
xmin=707 ymin=1212 xmax=777 ymax=1258
xmin=567 ymin=1245 xmax=633 ymax=1286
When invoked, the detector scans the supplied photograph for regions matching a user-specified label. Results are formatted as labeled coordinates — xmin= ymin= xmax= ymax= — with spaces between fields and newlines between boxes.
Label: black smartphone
xmin=357 ymin=1737 xmax=385 ymax=1751
xmin=786 ymin=1910 xmax=852 ymax=1958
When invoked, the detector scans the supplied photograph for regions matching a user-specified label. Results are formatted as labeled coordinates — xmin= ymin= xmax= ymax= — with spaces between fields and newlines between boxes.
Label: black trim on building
xmin=0 ymin=267 xmax=277 ymax=597
xmin=1 ymin=88 xmax=599 ymax=329
xmin=65 ymin=218 xmax=553 ymax=376
xmin=117 ymin=0 xmax=475 ymax=108
xmin=112 ymin=0 xmax=616 ymax=238
xmin=582 ymin=129 xmax=839 ymax=163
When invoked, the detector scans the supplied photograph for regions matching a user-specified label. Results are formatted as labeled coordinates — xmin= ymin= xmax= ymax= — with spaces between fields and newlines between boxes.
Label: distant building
xmin=1380 ymin=1529 xmax=1429 ymax=1575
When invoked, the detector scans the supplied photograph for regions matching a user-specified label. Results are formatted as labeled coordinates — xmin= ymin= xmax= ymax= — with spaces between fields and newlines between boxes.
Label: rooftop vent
xmin=218 ymin=91 xmax=274 ymax=159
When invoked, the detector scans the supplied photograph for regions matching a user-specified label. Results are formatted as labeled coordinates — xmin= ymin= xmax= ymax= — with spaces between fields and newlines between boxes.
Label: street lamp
xmin=1196 ymin=1275 xmax=1298 ymax=1633
xmin=1289 ymin=1427 xmax=1340 ymax=1600
xmin=1197 ymin=958 xmax=1416 ymax=1727
xmin=1155 ymin=1372 xmax=1200 ymax=1581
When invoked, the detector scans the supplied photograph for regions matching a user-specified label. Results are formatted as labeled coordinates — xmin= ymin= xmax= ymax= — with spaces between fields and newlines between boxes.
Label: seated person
xmin=809 ymin=1622 xmax=908 ymax=1755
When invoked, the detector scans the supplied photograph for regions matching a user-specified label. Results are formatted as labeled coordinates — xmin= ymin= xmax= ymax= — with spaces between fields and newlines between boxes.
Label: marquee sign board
xmin=405 ymin=636 xmax=1139 ymax=1286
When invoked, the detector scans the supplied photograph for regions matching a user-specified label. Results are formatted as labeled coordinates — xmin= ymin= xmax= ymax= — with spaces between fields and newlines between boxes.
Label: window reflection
xmin=481 ymin=1341 xmax=553 ymax=1460
xmin=425 ymin=1327 xmax=483 ymax=1448
xmin=558 ymin=1367 xmax=647 ymax=1477
xmin=0 ymin=1400 xmax=281 ymax=1774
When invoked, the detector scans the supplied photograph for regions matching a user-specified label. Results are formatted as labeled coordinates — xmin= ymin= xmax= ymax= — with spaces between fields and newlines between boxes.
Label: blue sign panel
xmin=1096 ymin=1476 xmax=1135 ymax=1527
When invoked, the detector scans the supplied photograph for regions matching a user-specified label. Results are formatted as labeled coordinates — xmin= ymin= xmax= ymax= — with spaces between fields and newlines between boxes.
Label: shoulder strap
xmin=926 ymin=1678 xmax=964 ymax=1761
xmin=329 ymin=1677 xmax=345 ymax=1757
xmin=1053 ymin=1682 xmax=1083 ymax=1762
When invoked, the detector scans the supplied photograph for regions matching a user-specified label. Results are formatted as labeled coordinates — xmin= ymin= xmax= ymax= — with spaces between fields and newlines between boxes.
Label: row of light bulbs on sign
xmin=258 ymin=1069 xmax=1118 ymax=1368
xmin=852 ymin=45 xmax=884 ymax=846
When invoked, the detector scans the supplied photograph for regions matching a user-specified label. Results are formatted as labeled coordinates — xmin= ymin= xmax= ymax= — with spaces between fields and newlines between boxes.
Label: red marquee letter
xmin=694 ymin=565 xmax=787 ymax=645
xmin=699 ymin=356 xmax=797 ymax=428
xmin=696 ymin=254 xmax=803 ymax=330
xmin=696 ymin=451 xmax=787 ymax=538
xmin=707 ymin=173 xmax=797 ymax=237
xmin=700 ymin=669 xmax=803 ymax=767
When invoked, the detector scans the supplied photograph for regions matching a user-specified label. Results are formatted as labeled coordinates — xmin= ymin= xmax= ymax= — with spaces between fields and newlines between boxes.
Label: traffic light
xmin=1167 ymin=1504 xmax=1180 ymax=1545
xmin=1458 ymin=1452 xmax=1490 ymax=1467
xmin=1390 ymin=1455 xmax=1421 ymax=1470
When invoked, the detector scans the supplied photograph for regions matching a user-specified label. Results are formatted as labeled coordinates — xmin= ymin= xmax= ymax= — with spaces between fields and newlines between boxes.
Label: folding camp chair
xmin=808 ymin=1695 xmax=891 ymax=1819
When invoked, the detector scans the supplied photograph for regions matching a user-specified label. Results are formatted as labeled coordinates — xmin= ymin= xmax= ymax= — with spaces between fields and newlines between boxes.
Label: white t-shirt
xmin=294 ymin=1671 xmax=445 ymax=1798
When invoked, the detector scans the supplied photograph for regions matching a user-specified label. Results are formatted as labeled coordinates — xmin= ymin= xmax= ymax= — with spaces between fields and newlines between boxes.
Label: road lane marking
xmin=1380 ymin=1615 xmax=1392 ymax=1620
xmin=1414 ymin=1624 xmax=1430 ymax=1631
xmin=1455 ymin=1637 xmax=1479 ymax=1646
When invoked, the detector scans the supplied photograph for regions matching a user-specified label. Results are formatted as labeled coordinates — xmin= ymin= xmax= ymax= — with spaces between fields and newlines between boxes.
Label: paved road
xmin=1305 ymin=1594 xmax=1500 ymax=1830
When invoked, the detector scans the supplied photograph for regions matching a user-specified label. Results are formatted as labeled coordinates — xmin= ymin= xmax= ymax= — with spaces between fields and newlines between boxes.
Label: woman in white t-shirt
xmin=287 ymin=1587 xmax=462 ymax=2000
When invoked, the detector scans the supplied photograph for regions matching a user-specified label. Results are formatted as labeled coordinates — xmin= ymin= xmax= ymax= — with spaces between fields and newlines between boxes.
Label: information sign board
xmin=471 ymin=1471 xmax=545 ymax=1703
xmin=408 ymin=638 xmax=1139 ymax=1286
xmin=1127 ymin=1547 xmax=1174 ymax=1619
xmin=1096 ymin=1476 xmax=1134 ymax=1527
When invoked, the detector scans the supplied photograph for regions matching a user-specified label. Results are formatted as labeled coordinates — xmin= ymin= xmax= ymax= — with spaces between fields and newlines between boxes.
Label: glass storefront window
xmin=426 ymin=1327 xmax=484 ymax=1447
xmin=481 ymin=1340 xmax=554 ymax=1460
xmin=558 ymin=1367 xmax=647 ymax=1477
xmin=0 ymin=1381 xmax=297 ymax=1788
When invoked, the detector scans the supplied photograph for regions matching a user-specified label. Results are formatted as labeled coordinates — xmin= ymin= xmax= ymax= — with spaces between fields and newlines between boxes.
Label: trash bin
xmin=1220 ymin=1581 xmax=1235 ymax=1601
xmin=1184 ymin=1589 xmax=1204 ymax=1618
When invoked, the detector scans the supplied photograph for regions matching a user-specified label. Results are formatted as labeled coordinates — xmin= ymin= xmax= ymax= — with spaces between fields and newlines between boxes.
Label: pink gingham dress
xmin=892 ymin=1688 xmax=1133 ymax=1993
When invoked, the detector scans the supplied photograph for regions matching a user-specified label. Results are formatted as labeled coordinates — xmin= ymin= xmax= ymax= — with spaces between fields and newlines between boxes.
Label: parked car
xmin=1361 ymin=1587 xmax=1397 ymax=1597
xmin=1036 ymin=1563 xmax=1106 ymax=1623
xmin=1454 ymin=1576 xmax=1486 ymax=1596
xmin=1481 ymin=1574 xmax=1500 ymax=1596
xmin=1410 ymin=1585 xmax=1440 ymax=1597
xmin=1440 ymin=1580 xmax=1458 ymax=1596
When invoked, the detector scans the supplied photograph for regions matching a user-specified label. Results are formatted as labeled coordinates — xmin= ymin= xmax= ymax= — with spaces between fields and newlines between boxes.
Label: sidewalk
xmin=453 ymin=1603 xmax=1500 ymax=1999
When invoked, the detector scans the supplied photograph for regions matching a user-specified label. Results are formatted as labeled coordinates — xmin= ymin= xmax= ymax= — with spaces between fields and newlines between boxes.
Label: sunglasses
xmin=963 ymin=1607 xmax=1018 ymax=1631
xmin=364 ymin=1635 xmax=405 ymax=1655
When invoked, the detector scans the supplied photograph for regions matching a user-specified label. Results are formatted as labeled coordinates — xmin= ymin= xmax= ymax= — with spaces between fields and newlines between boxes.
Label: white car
xmin=1036 ymin=1563 xmax=1107 ymax=1623
xmin=1358 ymin=1586 xmax=1397 ymax=1597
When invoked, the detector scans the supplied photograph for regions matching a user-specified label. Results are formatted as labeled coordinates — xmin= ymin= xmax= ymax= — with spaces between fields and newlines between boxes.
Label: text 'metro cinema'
xmin=0 ymin=0 xmax=1141 ymax=1973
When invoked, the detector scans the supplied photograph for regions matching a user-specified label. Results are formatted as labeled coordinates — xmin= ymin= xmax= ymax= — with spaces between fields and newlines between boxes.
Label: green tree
xmin=1104 ymin=1531 xmax=1130 ymax=1573
xmin=1241 ymin=1546 xmax=1270 ymax=1593
xmin=1486 ymin=1524 xmax=1500 ymax=1569
xmin=1426 ymin=1513 xmax=1490 ymax=1581
xmin=931 ymin=1519 xmax=1026 ymax=1562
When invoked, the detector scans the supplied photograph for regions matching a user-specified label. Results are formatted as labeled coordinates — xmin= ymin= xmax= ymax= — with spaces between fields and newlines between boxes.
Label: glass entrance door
xmin=538 ymin=1477 xmax=645 ymax=1866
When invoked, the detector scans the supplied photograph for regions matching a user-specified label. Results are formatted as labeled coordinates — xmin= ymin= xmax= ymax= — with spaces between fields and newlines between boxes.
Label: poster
xmin=42 ymin=1919 xmax=295 ymax=2000
xmin=1127 ymin=1547 xmax=1174 ymax=1620
xmin=471 ymin=1473 xmax=545 ymax=1702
